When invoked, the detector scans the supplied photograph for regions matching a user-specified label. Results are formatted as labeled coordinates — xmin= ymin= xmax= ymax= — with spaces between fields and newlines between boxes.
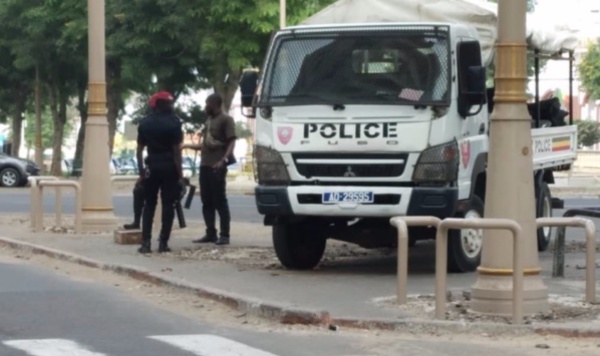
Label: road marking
xmin=149 ymin=334 xmax=280 ymax=356
xmin=3 ymin=339 xmax=106 ymax=356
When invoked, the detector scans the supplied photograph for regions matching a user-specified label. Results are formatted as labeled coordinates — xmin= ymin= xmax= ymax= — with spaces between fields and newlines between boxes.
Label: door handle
xmin=479 ymin=124 xmax=486 ymax=134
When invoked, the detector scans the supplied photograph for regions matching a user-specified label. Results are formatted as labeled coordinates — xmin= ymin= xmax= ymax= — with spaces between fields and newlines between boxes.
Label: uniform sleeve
xmin=172 ymin=120 xmax=184 ymax=145
xmin=137 ymin=122 xmax=147 ymax=146
xmin=224 ymin=115 xmax=237 ymax=141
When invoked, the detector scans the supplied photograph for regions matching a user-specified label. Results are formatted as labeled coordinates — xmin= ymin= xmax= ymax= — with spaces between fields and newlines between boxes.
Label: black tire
xmin=536 ymin=182 xmax=553 ymax=252
xmin=0 ymin=167 xmax=22 ymax=187
xmin=448 ymin=195 xmax=485 ymax=273
xmin=272 ymin=223 xmax=326 ymax=270
xmin=409 ymin=236 xmax=417 ymax=247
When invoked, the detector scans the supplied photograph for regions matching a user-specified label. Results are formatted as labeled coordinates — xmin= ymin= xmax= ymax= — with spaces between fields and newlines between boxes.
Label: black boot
xmin=158 ymin=239 xmax=171 ymax=253
xmin=193 ymin=235 xmax=217 ymax=243
xmin=215 ymin=236 xmax=230 ymax=246
xmin=138 ymin=241 xmax=152 ymax=254
xmin=123 ymin=222 xmax=140 ymax=230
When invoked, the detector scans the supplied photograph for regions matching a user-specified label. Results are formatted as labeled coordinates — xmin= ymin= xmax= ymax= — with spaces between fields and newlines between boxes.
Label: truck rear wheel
xmin=448 ymin=196 xmax=484 ymax=273
xmin=536 ymin=182 xmax=553 ymax=251
xmin=273 ymin=223 xmax=326 ymax=270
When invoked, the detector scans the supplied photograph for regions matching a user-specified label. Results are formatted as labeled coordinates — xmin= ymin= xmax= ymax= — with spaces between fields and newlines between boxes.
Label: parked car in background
xmin=116 ymin=157 xmax=138 ymax=175
xmin=0 ymin=153 xmax=40 ymax=187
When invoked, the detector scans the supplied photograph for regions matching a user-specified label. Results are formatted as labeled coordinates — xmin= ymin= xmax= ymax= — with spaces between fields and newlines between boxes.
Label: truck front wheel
xmin=273 ymin=223 xmax=326 ymax=270
xmin=448 ymin=196 xmax=484 ymax=273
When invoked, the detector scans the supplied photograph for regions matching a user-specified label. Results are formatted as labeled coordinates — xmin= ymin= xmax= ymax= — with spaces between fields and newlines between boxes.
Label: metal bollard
xmin=436 ymin=218 xmax=524 ymax=324
xmin=537 ymin=217 xmax=597 ymax=303
xmin=36 ymin=180 xmax=82 ymax=234
xmin=29 ymin=176 xmax=59 ymax=229
xmin=390 ymin=216 xmax=441 ymax=304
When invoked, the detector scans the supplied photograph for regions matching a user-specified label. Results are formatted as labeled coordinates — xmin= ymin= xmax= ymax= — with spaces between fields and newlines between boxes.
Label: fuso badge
xmin=277 ymin=127 xmax=293 ymax=145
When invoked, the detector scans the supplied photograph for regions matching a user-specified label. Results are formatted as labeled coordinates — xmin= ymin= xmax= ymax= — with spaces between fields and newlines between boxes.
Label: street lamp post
xmin=280 ymin=0 xmax=286 ymax=29
xmin=471 ymin=0 xmax=549 ymax=315
xmin=80 ymin=0 xmax=117 ymax=231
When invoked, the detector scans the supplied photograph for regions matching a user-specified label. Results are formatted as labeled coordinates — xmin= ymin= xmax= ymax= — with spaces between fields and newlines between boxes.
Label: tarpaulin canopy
xmin=302 ymin=0 xmax=579 ymax=66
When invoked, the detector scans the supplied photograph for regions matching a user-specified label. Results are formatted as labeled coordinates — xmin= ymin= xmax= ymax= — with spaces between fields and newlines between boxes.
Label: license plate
xmin=322 ymin=192 xmax=374 ymax=204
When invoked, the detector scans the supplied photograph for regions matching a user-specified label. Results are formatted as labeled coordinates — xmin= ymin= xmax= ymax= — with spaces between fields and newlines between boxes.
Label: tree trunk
xmin=73 ymin=81 xmax=88 ymax=175
xmin=10 ymin=97 xmax=26 ymax=157
xmin=213 ymin=64 xmax=241 ymax=113
xmin=34 ymin=65 xmax=44 ymax=173
xmin=48 ymin=84 xmax=68 ymax=176
xmin=106 ymin=59 xmax=122 ymax=157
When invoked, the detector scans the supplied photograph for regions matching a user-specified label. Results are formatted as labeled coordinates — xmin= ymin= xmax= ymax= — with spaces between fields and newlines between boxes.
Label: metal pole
xmin=437 ymin=218 xmax=524 ymax=324
xmin=390 ymin=216 xmax=441 ymax=304
xmin=534 ymin=50 xmax=540 ymax=128
xmin=538 ymin=217 xmax=597 ymax=303
xmin=280 ymin=0 xmax=286 ymax=29
xmin=471 ymin=0 xmax=549 ymax=316
xmin=55 ymin=187 xmax=62 ymax=228
xmin=81 ymin=0 xmax=117 ymax=231
xmin=569 ymin=51 xmax=574 ymax=126
xmin=552 ymin=226 xmax=566 ymax=277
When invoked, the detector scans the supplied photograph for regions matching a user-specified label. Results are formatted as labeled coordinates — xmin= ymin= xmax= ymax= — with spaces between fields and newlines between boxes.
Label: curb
xmin=1 ymin=236 xmax=599 ymax=337
xmin=550 ymin=187 xmax=600 ymax=198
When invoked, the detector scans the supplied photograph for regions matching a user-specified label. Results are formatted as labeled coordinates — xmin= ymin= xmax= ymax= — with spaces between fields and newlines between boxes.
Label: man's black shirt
xmin=137 ymin=112 xmax=183 ymax=158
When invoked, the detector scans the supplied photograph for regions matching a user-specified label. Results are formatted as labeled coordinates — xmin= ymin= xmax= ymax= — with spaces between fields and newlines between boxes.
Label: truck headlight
xmin=254 ymin=146 xmax=290 ymax=186
xmin=412 ymin=141 xmax=459 ymax=184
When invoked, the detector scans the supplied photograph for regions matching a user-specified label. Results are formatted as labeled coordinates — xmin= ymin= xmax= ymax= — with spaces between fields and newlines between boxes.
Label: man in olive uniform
xmin=182 ymin=93 xmax=236 ymax=245
xmin=136 ymin=91 xmax=184 ymax=254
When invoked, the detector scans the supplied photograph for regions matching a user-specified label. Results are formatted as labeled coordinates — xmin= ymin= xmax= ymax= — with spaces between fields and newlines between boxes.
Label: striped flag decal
xmin=552 ymin=136 xmax=571 ymax=152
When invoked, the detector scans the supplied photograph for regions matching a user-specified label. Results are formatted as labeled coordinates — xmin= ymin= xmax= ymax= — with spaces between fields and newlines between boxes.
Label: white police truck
xmin=239 ymin=22 xmax=577 ymax=272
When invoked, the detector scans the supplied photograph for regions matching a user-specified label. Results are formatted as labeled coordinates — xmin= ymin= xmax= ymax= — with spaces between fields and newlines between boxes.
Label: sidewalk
xmin=0 ymin=213 xmax=599 ymax=336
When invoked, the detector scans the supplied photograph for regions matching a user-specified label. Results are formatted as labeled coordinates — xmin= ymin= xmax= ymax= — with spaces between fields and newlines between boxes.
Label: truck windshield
xmin=260 ymin=26 xmax=450 ymax=107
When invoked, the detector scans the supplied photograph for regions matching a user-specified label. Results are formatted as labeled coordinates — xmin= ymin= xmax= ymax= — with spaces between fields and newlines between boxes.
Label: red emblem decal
xmin=277 ymin=126 xmax=293 ymax=145
xmin=461 ymin=141 xmax=471 ymax=168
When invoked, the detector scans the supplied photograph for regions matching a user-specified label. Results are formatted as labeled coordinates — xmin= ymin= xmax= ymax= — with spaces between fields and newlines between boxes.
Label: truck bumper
xmin=255 ymin=185 xmax=458 ymax=219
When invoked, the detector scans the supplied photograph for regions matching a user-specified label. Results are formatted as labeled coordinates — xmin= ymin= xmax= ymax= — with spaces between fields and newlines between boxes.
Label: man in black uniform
xmin=136 ymin=91 xmax=184 ymax=254
xmin=182 ymin=93 xmax=236 ymax=245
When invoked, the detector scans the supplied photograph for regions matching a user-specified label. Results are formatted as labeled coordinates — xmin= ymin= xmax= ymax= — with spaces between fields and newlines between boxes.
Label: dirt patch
xmin=377 ymin=292 xmax=600 ymax=326
xmin=165 ymin=242 xmax=395 ymax=271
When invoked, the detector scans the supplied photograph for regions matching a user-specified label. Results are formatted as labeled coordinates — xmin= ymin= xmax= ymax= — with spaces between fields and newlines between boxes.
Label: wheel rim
xmin=542 ymin=195 xmax=552 ymax=237
xmin=461 ymin=210 xmax=483 ymax=259
xmin=2 ymin=170 xmax=17 ymax=186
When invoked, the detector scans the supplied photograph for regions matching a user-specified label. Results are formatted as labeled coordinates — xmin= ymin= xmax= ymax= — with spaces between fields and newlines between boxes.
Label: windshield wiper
xmin=273 ymin=93 xmax=346 ymax=110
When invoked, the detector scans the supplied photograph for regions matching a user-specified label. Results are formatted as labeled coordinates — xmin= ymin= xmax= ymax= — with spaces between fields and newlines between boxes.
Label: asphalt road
xmin=0 ymin=190 xmax=262 ymax=223
xmin=0 ymin=257 xmax=366 ymax=356
xmin=0 ymin=256 xmax=589 ymax=356
xmin=0 ymin=189 xmax=598 ymax=226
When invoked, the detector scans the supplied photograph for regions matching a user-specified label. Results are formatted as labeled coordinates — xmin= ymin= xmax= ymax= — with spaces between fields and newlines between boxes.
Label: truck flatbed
xmin=532 ymin=125 xmax=577 ymax=171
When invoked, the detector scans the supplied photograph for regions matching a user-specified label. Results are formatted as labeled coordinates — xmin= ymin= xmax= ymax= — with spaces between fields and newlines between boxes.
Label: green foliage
xmin=23 ymin=110 xmax=73 ymax=151
xmin=235 ymin=122 xmax=253 ymax=140
xmin=579 ymin=40 xmax=600 ymax=101
xmin=577 ymin=120 xmax=600 ymax=148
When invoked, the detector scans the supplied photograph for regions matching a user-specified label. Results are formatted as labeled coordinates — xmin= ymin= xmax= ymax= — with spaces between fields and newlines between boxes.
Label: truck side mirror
xmin=457 ymin=41 xmax=486 ymax=117
xmin=239 ymin=70 xmax=259 ymax=119
xmin=465 ymin=66 xmax=486 ymax=105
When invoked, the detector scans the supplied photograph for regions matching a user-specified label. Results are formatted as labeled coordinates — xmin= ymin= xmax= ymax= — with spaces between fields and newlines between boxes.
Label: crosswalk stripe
xmin=149 ymin=334 xmax=280 ymax=356
xmin=3 ymin=339 xmax=107 ymax=356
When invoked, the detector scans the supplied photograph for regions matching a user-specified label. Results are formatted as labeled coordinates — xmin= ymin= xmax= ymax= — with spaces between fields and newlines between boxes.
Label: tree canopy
xmin=579 ymin=39 xmax=600 ymax=101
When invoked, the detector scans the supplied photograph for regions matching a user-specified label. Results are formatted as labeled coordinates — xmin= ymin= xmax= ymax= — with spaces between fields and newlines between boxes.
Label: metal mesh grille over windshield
xmin=261 ymin=25 xmax=450 ymax=107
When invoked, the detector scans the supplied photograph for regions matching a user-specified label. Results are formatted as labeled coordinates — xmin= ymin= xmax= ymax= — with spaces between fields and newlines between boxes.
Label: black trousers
xmin=132 ymin=184 xmax=145 ymax=225
xmin=200 ymin=166 xmax=230 ymax=238
xmin=142 ymin=165 xmax=179 ymax=242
